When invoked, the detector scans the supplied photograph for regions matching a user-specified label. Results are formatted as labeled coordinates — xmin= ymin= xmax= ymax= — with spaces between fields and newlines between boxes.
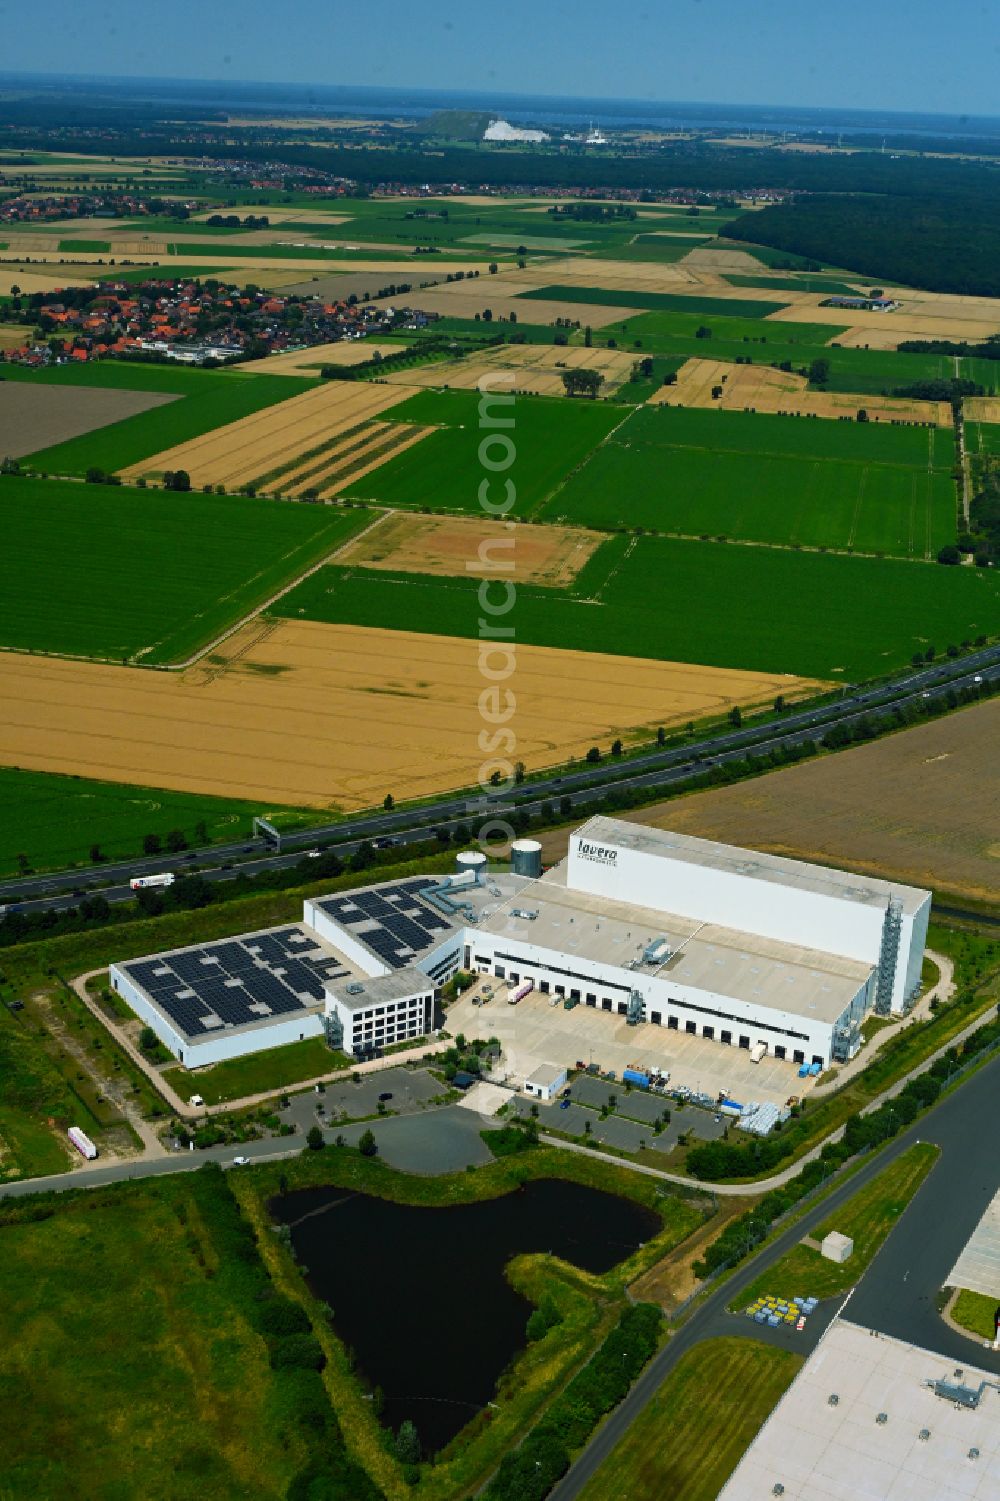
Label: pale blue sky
xmin=0 ymin=0 xmax=997 ymax=115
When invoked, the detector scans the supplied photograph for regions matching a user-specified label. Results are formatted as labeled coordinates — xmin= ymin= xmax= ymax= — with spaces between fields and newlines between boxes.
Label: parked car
xmin=232 ymin=1155 xmax=250 ymax=1166
xmin=560 ymin=1098 xmax=572 ymax=1110
xmin=379 ymin=1092 xmax=393 ymax=1102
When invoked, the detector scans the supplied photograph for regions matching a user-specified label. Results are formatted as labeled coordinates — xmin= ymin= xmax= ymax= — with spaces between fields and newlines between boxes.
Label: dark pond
xmin=270 ymin=1177 xmax=658 ymax=1454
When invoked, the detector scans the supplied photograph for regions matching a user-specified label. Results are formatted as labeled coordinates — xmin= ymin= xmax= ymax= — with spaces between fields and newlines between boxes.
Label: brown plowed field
xmin=0 ymin=621 xmax=821 ymax=811
xmin=613 ymin=699 xmax=1000 ymax=903
xmin=650 ymin=357 xmax=951 ymax=425
xmin=118 ymin=380 xmax=420 ymax=487
xmin=337 ymin=511 xmax=604 ymax=585
xmin=0 ymin=382 xmax=179 ymax=458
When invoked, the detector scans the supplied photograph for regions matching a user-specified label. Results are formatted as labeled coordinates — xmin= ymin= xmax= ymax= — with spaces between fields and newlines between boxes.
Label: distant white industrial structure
xmin=111 ymin=817 xmax=929 ymax=1079
xmin=483 ymin=118 xmax=550 ymax=143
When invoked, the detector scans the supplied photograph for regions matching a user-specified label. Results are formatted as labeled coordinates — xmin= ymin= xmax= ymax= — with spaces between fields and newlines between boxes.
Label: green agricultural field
xmin=344 ymin=389 xmax=623 ymax=514
xmin=723 ymin=273 xmax=864 ymax=295
xmin=594 ymin=306 xmax=848 ymax=350
xmin=575 ymin=1338 xmax=802 ymax=1501
xmin=0 ymin=477 xmax=372 ymax=662
xmin=273 ymin=532 xmax=1000 ymax=681
xmin=0 ymin=1174 xmax=304 ymax=1500
xmin=541 ymin=405 xmax=957 ymax=556
xmin=520 ymin=285 xmax=790 ymax=317
xmin=0 ymin=766 xmax=313 ymax=877
xmin=5 ymin=361 xmax=313 ymax=476
xmin=968 ymin=421 xmax=1000 ymax=456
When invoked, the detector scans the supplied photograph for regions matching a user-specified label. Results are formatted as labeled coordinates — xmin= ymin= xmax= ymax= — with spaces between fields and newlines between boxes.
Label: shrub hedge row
xmin=483 ymin=1302 xmax=662 ymax=1501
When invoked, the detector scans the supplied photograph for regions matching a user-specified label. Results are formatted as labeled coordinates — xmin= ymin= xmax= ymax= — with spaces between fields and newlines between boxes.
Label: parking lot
xmin=510 ymin=1085 xmax=726 ymax=1159
xmin=449 ymin=983 xmax=807 ymax=1110
xmin=278 ymin=1066 xmax=444 ymax=1133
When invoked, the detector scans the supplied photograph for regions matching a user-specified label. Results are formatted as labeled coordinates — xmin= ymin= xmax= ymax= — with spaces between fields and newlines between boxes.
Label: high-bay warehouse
xmin=110 ymin=818 xmax=930 ymax=1092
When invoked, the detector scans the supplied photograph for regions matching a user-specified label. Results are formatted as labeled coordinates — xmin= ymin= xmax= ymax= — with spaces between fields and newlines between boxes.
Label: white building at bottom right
xmin=718 ymin=1319 xmax=1000 ymax=1501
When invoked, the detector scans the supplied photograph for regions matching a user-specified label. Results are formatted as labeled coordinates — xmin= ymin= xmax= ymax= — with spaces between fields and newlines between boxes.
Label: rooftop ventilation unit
xmin=345 ymin=982 xmax=365 ymax=996
xmin=876 ymin=1413 xmax=888 ymax=1425
xmin=643 ymin=937 xmax=673 ymax=966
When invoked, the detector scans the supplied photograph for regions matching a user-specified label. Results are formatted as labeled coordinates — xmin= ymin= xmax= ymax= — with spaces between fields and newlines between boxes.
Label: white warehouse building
xmin=110 ymin=818 xmax=930 ymax=1074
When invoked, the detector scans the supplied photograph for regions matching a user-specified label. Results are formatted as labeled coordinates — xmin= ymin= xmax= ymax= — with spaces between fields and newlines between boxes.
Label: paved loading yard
xmin=448 ymin=983 xmax=810 ymax=1110
xmin=510 ymin=1089 xmax=725 ymax=1158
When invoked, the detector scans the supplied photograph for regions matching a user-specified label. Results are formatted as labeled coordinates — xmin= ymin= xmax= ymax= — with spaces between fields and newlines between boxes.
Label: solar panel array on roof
xmin=122 ymin=925 xmax=351 ymax=1038
xmin=317 ymin=879 xmax=454 ymax=969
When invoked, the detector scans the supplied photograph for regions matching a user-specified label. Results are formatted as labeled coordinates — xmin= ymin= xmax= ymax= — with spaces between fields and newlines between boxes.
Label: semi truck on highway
xmin=130 ymin=873 xmax=175 ymax=890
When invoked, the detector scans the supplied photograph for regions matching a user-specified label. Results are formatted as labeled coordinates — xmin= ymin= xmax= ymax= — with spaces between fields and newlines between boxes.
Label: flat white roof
xmin=719 ymin=1319 xmax=1000 ymax=1501
xmin=576 ymin=816 xmax=929 ymax=915
xmin=478 ymin=865 xmax=872 ymax=1025
xmin=327 ymin=969 xmax=432 ymax=1012
xmin=526 ymin=1062 xmax=568 ymax=1088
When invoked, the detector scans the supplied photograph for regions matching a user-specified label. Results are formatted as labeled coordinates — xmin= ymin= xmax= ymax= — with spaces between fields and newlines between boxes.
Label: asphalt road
xmin=548 ymin=1051 xmax=1000 ymax=1501
xmin=2 ymin=646 xmax=998 ymax=917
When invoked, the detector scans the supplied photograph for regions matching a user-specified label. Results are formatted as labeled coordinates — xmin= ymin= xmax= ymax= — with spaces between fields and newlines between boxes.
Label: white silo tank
xmin=510 ymin=839 xmax=543 ymax=879
xmin=455 ymin=850 xmax=487 ymax=883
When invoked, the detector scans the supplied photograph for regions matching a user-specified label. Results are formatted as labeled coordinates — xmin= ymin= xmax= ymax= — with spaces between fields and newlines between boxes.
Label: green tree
xmin=728 ymin=705 xmax=743 ymax=728
xmin=807 ymin=357 xmax=830 ymax=386
xmin=383 ymin=793 xmax=395 ymax=811
xmin=142 ymin=833 xmax=162 ymax=855
xmin=306 ymin=1125 xmax=325 ymax=1151
xmin=165 ymin=828 xmax=188 ymax=852
xmin=358 ymin=1129 xmax=378 ymax=1157
xmin=394 ymin=1420 xmax=421 ymax=1465
xmin=561 ymin=368 xmax=603 ymax=398
xmin=139 ymin=1026 xmax=159 ymax=1052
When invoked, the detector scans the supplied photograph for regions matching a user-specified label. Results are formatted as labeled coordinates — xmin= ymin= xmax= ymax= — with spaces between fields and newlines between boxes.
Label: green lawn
xmin=162 ymin=1036 xmax=349 ymax=1105
xmin=575 ymin=1338 xmax=802 ymax=1501
xmin=519 ymin=285 xmax=789 ymax=318
xmin=951 ymin=1288 xmax=999 ymax=1339
xmin=0 ymin=1175 xmax=303 ymax=1500
xmin=541 ymin=405 xmax=957 ymax=556
xmin=736 ymin=1142 xmax=940 ymax=1306
xmin=274 ymin=532 xmax=1000 ymax=680
xmin=723 ymin=273 xmax=864 ymax=295
xmin=4 ymin=362 xmax=313 ymax=476
xmin=0 ymin=766 xmax=314 ymax=877
xmin=968 ymin=421 xmax=1000 ymax=457
xmin=0 ymin=477 xmax=373 ymax=661
xmin=344 ymin=389 xmax=623 ymax=514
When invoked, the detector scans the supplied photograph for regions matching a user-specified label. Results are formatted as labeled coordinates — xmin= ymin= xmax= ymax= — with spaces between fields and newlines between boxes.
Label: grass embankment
xmin=735 ymin=1141 xmax=939 ymax=1306
xmin=0 ymin=1174 xmax=304 ymax=1501
xmin=574 ymin=1338 xmax=802 ymax=1501
xmin=0 ymin=765 xmax=314 ymax=877
xmin=163 ymin=1036 xmax=350 ymax=1105
xmin=950 ymin=1288 xmax=999 ymax=1340
xmin=245 ymin=1146 xmax=710 ymax=1501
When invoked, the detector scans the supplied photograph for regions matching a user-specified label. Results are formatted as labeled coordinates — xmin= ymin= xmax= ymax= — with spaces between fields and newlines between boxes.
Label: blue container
xmin=622 ymin=1068 xmax=651 ymax=1089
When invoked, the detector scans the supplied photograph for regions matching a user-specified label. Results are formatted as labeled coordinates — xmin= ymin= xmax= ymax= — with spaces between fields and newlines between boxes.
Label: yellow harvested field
xmin=370 ymin=283 xmax=641 ymax=327
xmin=337 ymin=511 xmax=604 ymax=586
xmin=272 ymin=420 xmax=433 ymax=499
xmin=650 ymin=357 xmax=952 ymax=424
xmin=0 ymin=264 xmax=98 ymax=295
xmin=245 ymin=341 xmax=402 ymax=376
xmin=0 ymin=324 xmax=35 ymax=349
xmin=118 ymin=380 xmax=420 ymax=488
xmin=382 ymin=341 xmax=639 ymax=396
xmin=0 ymin=622 xmax=822 ymax=810
xmin=966 ymin=397 xmax=1000 ymax=423
xmin=766 ymin=300 xmax=1000 ymax=344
